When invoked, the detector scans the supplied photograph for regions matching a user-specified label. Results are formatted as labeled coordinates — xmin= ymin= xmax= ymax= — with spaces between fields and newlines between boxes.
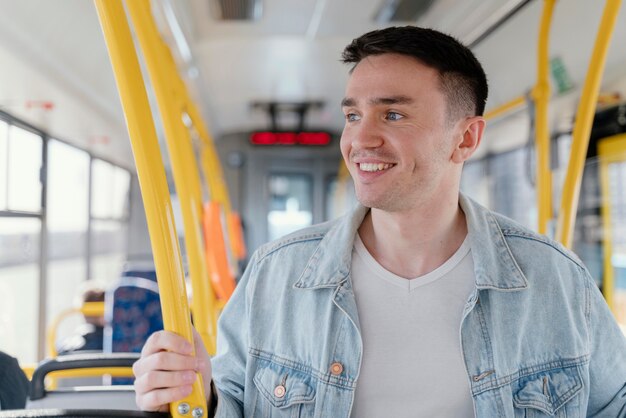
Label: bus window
xmin=91 ymin=160 xmax=130 ymax=220
xmin=90 ymin=220 xmax=127 ymax=284
xmin=461 ymin=159 xmax=490 ymax=208
xmin=46 ymin=140 xmax=90 ymax=349
xmin=490 ymin=148 xmax=537 ymax=230
xmin=7 ymin=125 xmax=42 ymax=213
xmin=267 ymin=174 xmax=312 ymax=241
xmin=90 ymin=160 xmax=130 ymax=284
xmin=0 ymin=217 xmax=41 ymax=364
xmin=609 ymin=160 xmax=626 ymax=326
xmin=325 ymin=175 xmax=356 ymax=221
xmin=0 ymin=120 xmax=7 ymax=209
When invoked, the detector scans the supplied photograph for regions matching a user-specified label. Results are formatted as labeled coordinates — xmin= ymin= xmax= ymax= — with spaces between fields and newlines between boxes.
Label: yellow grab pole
xmin=180 ymin=73 xmax=245 ymax=263
xmin=532 ymin=0 xmax=557 ymax=235
xmin=185 ymin=96 xmax=231 ymax=212
xmin=484 ymin=96 xmax=526 ymax=121
xmin=556 ymin=0 xmax=622 ymax=247
xmin=94 ymin=1 xmax=207 ymax=416
xmin=125 ymin=0 xmax=218 ymax=355
xmin=145 ymin=23 xmax=239 ymax=267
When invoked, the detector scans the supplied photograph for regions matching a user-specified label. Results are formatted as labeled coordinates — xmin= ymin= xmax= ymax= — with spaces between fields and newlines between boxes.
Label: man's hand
xmin=133 ymin=328 xmax=213 ymax=411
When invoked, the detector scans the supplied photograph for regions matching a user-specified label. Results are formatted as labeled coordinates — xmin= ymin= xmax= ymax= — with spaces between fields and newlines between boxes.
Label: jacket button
xmin=330 ymin=362 xmax=343 ymax=375
xmin=274 ymin=385 xmax=286 ymax=398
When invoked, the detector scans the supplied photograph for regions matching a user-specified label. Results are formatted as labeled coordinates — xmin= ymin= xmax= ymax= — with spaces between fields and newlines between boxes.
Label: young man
xmin=133 ymin=26 xmax=626 ymax=417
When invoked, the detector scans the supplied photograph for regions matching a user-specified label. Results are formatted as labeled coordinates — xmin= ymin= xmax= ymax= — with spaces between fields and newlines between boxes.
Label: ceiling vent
xmin=374 ymin=0 xmax=436 ymax=23
xmin=210 ymin=0 xmax=263 ymax=20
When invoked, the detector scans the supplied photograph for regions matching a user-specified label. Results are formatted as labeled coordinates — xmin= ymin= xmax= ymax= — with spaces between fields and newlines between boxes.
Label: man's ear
xmin=451 ymin=116 xmax=485 ymax=163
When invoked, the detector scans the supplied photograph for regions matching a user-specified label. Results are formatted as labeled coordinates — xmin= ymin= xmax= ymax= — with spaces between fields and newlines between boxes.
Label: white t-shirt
xmin=349 ymin=234 xmax=476 ymax=418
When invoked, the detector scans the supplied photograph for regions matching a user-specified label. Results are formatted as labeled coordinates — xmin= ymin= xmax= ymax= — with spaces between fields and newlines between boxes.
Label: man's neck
xmin=358 ymin=194 xmax=467 ymax=279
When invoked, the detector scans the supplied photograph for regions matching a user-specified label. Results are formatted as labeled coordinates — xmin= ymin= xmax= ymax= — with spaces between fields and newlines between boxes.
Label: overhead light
xmin=373 ymin=0 xmax=436 ymax=23
xmin=210 ymin=0 xmax=263 ymax=21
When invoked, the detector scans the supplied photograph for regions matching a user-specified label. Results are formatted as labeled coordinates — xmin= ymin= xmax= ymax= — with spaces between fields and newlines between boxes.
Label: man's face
xmin=340 ymin=53 xmax=463 ymax=212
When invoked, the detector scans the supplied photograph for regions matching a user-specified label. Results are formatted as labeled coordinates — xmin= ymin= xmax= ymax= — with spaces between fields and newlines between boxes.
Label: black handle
xmin=29 ymin=353 xmax=141 ymax=401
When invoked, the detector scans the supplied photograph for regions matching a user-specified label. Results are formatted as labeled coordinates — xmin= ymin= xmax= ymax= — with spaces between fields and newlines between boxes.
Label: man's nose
xmin=351 ymin=117 xmax=384 ymax=149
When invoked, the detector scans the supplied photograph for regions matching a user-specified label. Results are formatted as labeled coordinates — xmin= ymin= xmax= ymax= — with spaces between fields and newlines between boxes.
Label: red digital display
xmin=250 ymin=132 xmax=331 ymax=146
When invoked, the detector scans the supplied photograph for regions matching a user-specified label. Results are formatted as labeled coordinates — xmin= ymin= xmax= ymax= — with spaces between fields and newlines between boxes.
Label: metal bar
xmin=125 ymin=0 xmax=219 ymax=357
xmin=94 ymin=1 xmax=206 ymax=416
xmin=86 ymin=155 xmax=93 ymax=281
xmin=467 ymin=0 xmax=535 ymax=48
xmin=533 ymin=0 xmax=557 ymax=235
xmin=0 ymin=109 xmax=47 ymax=137
xmin=0 ymin=210 xmax=42 ymax=218
xmin=37 ymin=135 xmax=49 ymax=361
xmin=556 ymin=0 xmax=623 ymax=247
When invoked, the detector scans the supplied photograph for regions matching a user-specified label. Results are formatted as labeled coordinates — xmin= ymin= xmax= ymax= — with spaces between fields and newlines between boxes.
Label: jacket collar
xmin=295 ymin=194 xmax=528 ymax=291
xmin=294 ymin=205 xmax=368 ymax=289
xmin=459 ymin=194 xmax=528 ymax=291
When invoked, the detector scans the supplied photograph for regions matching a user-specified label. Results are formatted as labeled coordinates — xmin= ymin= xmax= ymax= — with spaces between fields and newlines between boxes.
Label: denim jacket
xmin=212 ymin=195 xmax=626 ymax=417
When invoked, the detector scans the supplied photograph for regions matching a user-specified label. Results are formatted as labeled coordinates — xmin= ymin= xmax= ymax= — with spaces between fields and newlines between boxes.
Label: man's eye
xmin=386 ymin=112 xmax=403 ymax=121
xmin=346 ymin=113 xmax=361 ymax=122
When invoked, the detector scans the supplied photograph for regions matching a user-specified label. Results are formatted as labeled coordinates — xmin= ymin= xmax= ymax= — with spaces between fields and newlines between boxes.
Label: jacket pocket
xmin=252 ymin=359 xmax=316 ymax=418
xmin=512 ymin=365 xmax=583 ymax=417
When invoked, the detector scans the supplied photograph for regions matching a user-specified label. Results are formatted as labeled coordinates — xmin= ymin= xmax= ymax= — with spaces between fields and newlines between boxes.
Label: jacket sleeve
xmin=585 ymin=270 xmax=626 ymax=417
xmin=210 ymin=251 xmax=259 ymax=417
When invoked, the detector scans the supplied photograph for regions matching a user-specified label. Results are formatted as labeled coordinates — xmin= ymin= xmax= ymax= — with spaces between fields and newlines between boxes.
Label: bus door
xmin=244 ymin=154 xmax=341 ymax=252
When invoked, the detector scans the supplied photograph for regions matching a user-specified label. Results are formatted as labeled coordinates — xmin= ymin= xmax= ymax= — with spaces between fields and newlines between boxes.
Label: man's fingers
xmin=135 ymin=370 xmax=197 ymax=394
xmin=135 ymin=385 xmax=193 ymax=411
xmin=141 ymin=330 xmax=193 ymax=357
xmin=133 ymin=351 xmax=199 ymax=377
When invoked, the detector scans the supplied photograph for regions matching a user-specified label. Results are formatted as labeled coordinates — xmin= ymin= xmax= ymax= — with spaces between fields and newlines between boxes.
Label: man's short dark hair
xmin=342 ymin=26 xmax=488 ymax=120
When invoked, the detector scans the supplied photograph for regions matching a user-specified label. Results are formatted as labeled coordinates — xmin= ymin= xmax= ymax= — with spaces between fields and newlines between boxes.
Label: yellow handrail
xmin=484 ymin=1 xmax=556 ymax=234
xmin=483 ymin=96 xmax=526 ymax=121
xmin=598 ymin=133 xmax=626 ymax=313
xmin=47 ymin=367 xmax=134 ymax=381
xmin=21 ymin=364 xmax=36 ymax=380
xmin=532 ymin=0 xmax=557 ymax=235
xmin=47 ymin=301 xmax=105 ymax=358
xmin=125 ymin=0 xmax=219 ymax=355
xmin=94 ymin=1 xmax=206 ymax=416
xmin=556 ymin=0 xmax=622 ymax=248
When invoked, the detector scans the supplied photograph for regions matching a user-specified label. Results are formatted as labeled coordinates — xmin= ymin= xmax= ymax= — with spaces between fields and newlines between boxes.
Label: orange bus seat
xmin=228 ymin=212 xmax=247 ymax=260
xmin=203 ymin=202 xmax=237 ymax=300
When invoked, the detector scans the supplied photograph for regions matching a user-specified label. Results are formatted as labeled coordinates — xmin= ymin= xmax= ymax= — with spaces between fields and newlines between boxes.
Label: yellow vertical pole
xmin=556 ymin=0 xmax=622 ymax=248
xmin=533 ymin=0 xmax=556 ymax=235
xmin=93 ymin=1 xmax=206 ymax=416
xmin=124 ymin=0 xmax=218 ymax=355
xmin=160 ymin=18 xmax=242 ymax=278
xmin=185 ymin=97 xmax=231 ymax=211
